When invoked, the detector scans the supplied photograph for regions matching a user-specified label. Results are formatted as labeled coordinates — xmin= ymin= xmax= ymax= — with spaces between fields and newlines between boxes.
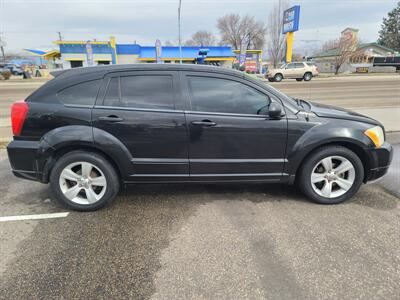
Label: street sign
xmin=155 ymin=39 xmax=162 ymax=64
xmin=196 ymin=48 xmax=209 ymax=64
xmin=282 ymin=5 xmax=300 ymax=34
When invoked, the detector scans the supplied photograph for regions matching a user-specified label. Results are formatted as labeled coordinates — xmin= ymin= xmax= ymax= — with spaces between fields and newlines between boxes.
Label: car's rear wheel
xmin=303 ymin=72 xmax=312 ymax=81
xmin=274 ymin=73 xmax=283 ymax=82
xmin=50 ymin=151 xmax=120 ymax=211
xmin=298 ymin=146 xmax=364 ymax=204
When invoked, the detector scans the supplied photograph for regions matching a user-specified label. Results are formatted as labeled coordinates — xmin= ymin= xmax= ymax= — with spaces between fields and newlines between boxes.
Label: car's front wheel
xmin=50 ymin=151 xmax=120 ymax=211
xmin=298 ymin=146 xmax=364 ymax=204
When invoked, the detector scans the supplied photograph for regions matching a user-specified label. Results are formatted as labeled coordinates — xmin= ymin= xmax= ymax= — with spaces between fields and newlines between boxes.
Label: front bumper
xmin=364 ymin=142 xmax=393 ymax=182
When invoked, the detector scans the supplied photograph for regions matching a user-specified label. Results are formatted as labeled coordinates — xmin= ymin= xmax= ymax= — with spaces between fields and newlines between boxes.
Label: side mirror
xmin=268 ymin=102 xmax=284 ymax=119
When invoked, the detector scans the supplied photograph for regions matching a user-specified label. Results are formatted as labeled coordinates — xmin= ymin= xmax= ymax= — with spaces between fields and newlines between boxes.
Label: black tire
xmin=303 ymin=72 xmax=312 ymax=81
xmin=50 ymin=151 xmax=120 ymax=211
xmin=298 ymin=146 xmax=364 ymax=204
xmin=296 ymin=78 xmax=303 ymax=82
xmin=274 ymin=73 xmax=283 ymax=82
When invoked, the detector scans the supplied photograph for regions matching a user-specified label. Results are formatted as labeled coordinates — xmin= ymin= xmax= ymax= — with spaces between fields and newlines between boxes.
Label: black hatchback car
xmin=7 ymin=65 xmax=393 ymax=211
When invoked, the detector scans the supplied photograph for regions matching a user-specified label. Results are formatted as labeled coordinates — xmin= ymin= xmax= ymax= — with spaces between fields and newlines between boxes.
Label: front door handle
xmin=98 ymin=115 xmax=124 ymax=122
xmin=191 ymin=120 xmax=217 ymax=127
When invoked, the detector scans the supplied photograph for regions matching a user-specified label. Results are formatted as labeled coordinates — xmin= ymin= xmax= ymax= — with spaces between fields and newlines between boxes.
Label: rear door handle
xmin=98 ymin=115 xmax=124 ymax=122
xmin=191 ymin=120 xmax=217 ymax=127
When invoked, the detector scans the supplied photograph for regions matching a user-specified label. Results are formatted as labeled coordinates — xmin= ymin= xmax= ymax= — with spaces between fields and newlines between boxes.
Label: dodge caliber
xmin=7 ymin=65 xmax=393 ymax=211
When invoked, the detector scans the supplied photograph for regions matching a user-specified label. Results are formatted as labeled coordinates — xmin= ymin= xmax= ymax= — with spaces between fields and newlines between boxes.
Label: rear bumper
xmin=7 ymin=140 xmax=43 ymax=182
xmin=365 ymin=142 xmax=393 ymax=182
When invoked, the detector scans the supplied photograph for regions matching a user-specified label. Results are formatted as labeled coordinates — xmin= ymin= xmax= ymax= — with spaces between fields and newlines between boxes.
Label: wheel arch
xmin=293 ymin=141 xmax=371 ymax=184
xmin=36 ymin=125 xmax=132 ymax=183
xmin=42 ymin=145 xmax=123 ymax=184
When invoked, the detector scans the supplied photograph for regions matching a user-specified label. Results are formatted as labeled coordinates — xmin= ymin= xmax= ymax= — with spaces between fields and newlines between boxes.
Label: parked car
xmin=6 ymin=64 xmax=24 ymax=76
xmin=7 ymin=64 xmax=392 ymax=211
xmin=267 ymin=62 xmax=319 ymax=82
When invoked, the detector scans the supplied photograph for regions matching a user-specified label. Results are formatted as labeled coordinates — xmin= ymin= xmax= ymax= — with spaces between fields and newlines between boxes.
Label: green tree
xmin=378 ymin=2 xmax=400 ymax=51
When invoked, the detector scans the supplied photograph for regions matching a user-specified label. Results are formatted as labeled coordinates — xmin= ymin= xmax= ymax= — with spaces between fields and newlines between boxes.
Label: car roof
xmin=51 ymin=64 xmax=244 ymax=79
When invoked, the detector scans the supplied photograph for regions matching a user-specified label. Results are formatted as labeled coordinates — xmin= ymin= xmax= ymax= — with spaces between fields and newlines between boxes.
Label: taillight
xmin=11 ymin=101 xmax=29 ymax=136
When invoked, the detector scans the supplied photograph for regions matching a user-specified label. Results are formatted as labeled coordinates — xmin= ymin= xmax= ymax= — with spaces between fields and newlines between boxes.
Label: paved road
xmin=270 ymin=75 xmax=400 ymax=109
xmin=1 ymin=134 xmax=399 ymax=299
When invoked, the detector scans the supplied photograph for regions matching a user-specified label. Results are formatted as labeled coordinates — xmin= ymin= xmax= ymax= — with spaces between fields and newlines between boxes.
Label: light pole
xmin=178 ymin=0 xmax=182 ymax=64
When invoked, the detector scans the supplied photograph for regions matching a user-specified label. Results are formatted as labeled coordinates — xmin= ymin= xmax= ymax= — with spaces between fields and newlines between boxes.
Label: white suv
xmin=267 ymin=62 xmax=319 ymax=82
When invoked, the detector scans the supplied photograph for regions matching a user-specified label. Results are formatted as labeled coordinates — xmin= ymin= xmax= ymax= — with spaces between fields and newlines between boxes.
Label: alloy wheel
xmin=310 ymin=156 xmax=355 ymax=198
xmin=59 ymin=161 xmax=107 ymax=205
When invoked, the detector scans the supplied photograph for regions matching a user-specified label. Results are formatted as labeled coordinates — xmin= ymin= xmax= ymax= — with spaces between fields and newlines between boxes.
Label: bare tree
xmin=164 ymin=40 xmax=174 ymax=46
xmin=217 ymin=14 xmax=266 ymax=50
xmin=321 ymin=39 xmax=338 ymax=51
xmin=324 ymin=33 xmax=360 ymax=74
xmin=185 ymin=30 xmax=217 ymax=46
xmin=266 ymin=0 xmax=289 ymax=68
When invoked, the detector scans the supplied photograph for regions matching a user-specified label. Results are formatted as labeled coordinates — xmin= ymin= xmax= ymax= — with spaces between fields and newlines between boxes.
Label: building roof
xmin=341 ymin=27 xmax=359 ymax=33
xmin=24 ymin=49 xmax=46 ymax=55
xmin=116 ymin=44 xmax=140 ymax=55
xmin=310 ymin=42 xmax=396 ymax=59
xmin=138 ymin=46 xmax=235 ymax=60
xmin=51 ymin=40 xmax=235 ymax=60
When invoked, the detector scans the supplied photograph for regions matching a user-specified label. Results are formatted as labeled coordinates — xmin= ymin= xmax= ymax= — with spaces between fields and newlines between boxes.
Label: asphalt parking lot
xmin=0 ymin=75 xmax=399 ymax=299
xmin=0 ymin=139 xmax=399 ymax=299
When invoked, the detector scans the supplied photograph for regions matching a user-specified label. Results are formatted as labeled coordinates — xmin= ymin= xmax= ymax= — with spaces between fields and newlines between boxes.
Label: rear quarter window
xmin=57 ymin=79 xmax=101 ymax=106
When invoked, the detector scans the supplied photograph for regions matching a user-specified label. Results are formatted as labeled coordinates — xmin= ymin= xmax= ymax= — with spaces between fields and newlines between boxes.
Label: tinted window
xmin=58 ymin=79 xmax=101 ymax=106
xmin=119 ymin=75 xmax=174 ymax=109
xmin=294 ymin=63 xmax=305 ymax=68
xmin=104 ymin=77 xmax=120 ymax=107
xmin=286 ymin=63 xmax=295 ymax=69
xmin=188 ymin=76 xmax=270 ymax=115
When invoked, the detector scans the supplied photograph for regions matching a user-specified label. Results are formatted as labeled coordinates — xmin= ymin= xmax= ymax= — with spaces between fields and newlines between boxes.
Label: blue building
xmin=54 ymin=37 xmax=236 ymax=69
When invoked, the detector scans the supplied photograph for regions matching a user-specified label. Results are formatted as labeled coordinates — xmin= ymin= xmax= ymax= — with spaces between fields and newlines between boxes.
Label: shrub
xmin=0 ymin=69 xmax=12 ymax=80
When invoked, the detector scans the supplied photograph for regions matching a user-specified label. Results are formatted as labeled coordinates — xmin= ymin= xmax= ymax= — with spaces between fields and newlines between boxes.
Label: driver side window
xmin=188 ymin=76 xmax=271 ymax=115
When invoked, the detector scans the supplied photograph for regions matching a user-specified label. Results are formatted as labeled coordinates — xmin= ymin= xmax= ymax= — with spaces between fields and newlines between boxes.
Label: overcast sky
xmin=0 ymin=0 xmax=397 ymax=55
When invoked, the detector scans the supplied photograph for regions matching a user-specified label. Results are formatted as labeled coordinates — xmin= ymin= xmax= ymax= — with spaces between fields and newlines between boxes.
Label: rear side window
xmin=121 ymin=75 xmax=174 ymax=109
xmin=103 ymin=75 xmax=175 ymax=110
xmin=104 ymin=77 xmax=120 ymax=107
xmin=58 ymin=80 xmax=101 ymax=106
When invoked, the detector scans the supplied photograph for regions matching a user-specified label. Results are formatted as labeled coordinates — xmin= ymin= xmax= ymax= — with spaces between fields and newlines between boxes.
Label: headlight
xmin=364 ymin=126 xmax=385 ymax=148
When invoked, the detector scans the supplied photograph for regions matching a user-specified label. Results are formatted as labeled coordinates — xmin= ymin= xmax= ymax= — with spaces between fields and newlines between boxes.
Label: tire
xmin=50 ymin=151 xmax=120 ymax=211
xmin=303 ymin=72 xmax=312 ymax=81
xmin=296 ymin=78 xmax=303 ymax=82
xmin=274 ymin=73 xmax=283 ymax=82
xmin=298 ymin=146 xmax=364 ymax=204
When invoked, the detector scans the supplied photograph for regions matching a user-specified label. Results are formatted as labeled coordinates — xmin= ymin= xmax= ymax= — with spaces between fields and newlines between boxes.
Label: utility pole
xmin=178 ymin=0 xmax=182 ymax=64
xmin=0 ymin=34 xmax=6 ymax=63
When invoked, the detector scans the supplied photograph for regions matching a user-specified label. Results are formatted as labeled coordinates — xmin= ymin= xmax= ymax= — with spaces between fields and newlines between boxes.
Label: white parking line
xmin=0 ymin=212 xmax=69 ymax=222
